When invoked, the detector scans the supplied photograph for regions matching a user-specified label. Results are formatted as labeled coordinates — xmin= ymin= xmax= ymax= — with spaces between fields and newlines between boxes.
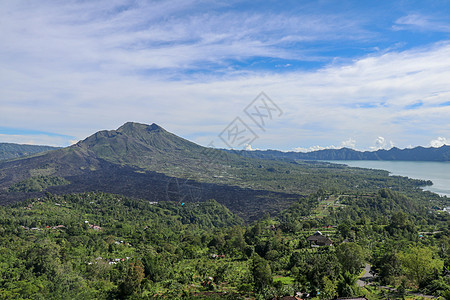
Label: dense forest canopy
xmin=0 ymin=189 xmax=448 ymax=299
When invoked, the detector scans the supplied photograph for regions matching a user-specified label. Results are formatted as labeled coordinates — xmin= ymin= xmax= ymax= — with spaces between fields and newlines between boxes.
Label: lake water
xmin=326 ymin=160 xmax=450 ymax=197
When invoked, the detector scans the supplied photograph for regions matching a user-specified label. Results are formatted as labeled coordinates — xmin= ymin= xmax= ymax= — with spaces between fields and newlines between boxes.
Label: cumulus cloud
xmin=293 ymin=145 xmax=338 ymax=153
xmin=374 ymin=136 xmax=386 ymax=149
xmin=340 ymin=138 xmax=356 ymax=148
xmin=293 ymin=138 xmax=357 ymax=152
xmin=244 ymin=144 xmax=255 ymax=151
xmin=370 ymin=136 xmax=395 ymax=151
xmin=430 ymin=137 xmax=450 ymax=147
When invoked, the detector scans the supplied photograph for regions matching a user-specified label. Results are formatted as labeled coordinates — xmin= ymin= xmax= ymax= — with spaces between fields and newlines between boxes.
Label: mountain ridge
xmin=228 ymin=145 xmax=450 ymax=162
xmin=0 ymin=143 xmax=59 ymax=161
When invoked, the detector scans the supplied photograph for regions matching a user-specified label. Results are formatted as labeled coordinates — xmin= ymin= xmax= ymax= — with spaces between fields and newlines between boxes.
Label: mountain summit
xmin=1 ymin=122 xmax=297 ymax=220
xmin=73 ymin=122 xmax=218 ymax=177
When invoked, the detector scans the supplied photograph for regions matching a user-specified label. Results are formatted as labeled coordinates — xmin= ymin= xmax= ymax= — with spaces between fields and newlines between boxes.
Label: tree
xmin=336 ymin=242 xmax=366 ymax=274
xmin=25 ymin=239 xmax=62 ymax=276
xmin=398 ymin=246 xmax=444 ymax=287
xmin=142 ymin=253 xmax=172 ymax=282
xmin=297 ymin=251 xmax=341 ymax=294
xmin=337 ymin=221 xmax=353 ymax=239
xmin=320 ymin=276 xmax=337 ymax=300
xmin=337 ymin=271 xmax=359 ymax=298
xmin=225 ymin=226 xmax=247 ymax=257
xmin=251 ymin=256 xmax=272 ymax=292
xmin=372 ymin=251 xmax=402 ymax=285
xmin=390 ymin=211 xmax=409 ymax=228
xmin=118 ymin=261 xmax=145 ymax=297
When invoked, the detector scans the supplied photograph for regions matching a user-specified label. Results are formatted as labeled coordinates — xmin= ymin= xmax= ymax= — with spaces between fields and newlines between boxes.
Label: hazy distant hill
xmin=0 ymin=122 xmax=434 ymax=221
xmin=228 ymin=145 xmax=450 ymax=162
xmin=0 ymin=143 xmax=59 ymax=161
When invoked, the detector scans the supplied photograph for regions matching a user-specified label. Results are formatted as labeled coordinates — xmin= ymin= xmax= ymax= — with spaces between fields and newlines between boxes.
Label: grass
xmin=311 ymin=195 xmax=347 ymax=218
xmin=273 ymin=276 xmax=295 ymax=285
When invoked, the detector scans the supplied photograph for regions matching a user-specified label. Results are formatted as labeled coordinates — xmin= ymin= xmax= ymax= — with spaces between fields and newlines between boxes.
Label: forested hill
xmin=0 ymin=190 xmax=448 ymax=299
xmin=227 ymin=145 xmax=450 ymax=162
xmin=0 ymin=143 xmax=59 ymax=161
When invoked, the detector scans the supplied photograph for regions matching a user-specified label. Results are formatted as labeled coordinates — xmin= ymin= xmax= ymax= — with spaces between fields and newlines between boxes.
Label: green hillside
xmin=0 ymin=143 xmax=59 ymax=161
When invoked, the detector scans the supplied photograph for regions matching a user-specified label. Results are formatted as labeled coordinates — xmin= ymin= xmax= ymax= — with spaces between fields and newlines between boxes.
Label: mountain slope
xmin=0 ymin=143 xmax=59 ymax=161
xmin=0 ymin=122 xmax=438 ymax=221
xmin=75 ymin=122 xmax=219 ymax=177
xmin=228 ymin=145 xmax=450 ymax=162
xmin=0 ymin=123 xmax=300 ymax=220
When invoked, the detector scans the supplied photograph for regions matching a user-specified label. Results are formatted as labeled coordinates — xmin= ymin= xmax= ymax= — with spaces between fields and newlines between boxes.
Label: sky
xmin=1 ymin=0 xmax=450 ymax=151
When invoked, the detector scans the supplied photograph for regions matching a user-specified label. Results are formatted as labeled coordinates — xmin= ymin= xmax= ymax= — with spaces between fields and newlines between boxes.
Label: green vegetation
xmin=0 ymin=189 xmax=448 ymax=299
xmin=2 ymin=122 xmax=446 ymax=222
xmin=0 ymin=143 xmax=58 ymax=161
xmin=8 ymin=175 xmax=70 ymax=193
xmin=0 ymin=123 xmax=449 ymax=298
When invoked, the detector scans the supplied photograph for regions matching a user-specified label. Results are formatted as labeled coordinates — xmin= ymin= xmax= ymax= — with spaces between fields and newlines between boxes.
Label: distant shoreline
xmin=325 ymin=160 xmax=450 ymax=197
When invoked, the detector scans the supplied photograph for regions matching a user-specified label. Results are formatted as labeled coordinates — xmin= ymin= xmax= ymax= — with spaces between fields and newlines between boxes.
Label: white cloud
xmin=2 ymin=41 xmax=450 ymax=150
xmin=0 ymin=1 xmax=369 ymax=75
xmin=244 ymin=144 xmax=255 ymax=151
xmin=0 ymin=2 xmax=450 ymax=151
xmin=0 ymin=134 xmax=68 ymax=147
xmin=370 ymin=136 xmax=395 ymax=151
xmin=394 ymin=14 xmax=450 ymax=32
xmin=340 ymin=138 xmax=356 ymax=149
xmin=293 ymin=145 xmax=337 ymax=152
xmin=430 ymin=137 xmax=450 ymax=148
xmin=292 ymin=138 xmax=356 ymax=152
xmin=374 ymin=136 xmax=386 ymax=149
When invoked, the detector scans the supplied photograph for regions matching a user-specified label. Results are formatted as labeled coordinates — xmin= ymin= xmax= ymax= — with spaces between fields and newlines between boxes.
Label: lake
xmin=326 ymin=160 xmax=450 ymax=197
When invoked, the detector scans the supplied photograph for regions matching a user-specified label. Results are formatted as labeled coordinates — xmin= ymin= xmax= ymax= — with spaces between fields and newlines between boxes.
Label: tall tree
xmin=336 ymin=242 xmax=366 ymax=274
xmin=398 ymin=246 xmax=444 ymax=287
xmin=251 ymin=256 xmax=272 ymax=292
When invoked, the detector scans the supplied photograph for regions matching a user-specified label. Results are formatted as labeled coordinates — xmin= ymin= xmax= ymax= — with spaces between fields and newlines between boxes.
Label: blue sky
xmin=1 ymin=0 xmax=450 ymax=150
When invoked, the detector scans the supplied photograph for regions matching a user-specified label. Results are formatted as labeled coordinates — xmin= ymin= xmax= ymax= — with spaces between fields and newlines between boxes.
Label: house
xmin=306 ymin=231 xmax=333 ymax=247
xmin=88 ymin=224 xmax=102 ymax=230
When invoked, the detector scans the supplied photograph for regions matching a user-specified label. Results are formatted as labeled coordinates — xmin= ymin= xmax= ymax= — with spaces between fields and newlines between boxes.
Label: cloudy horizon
xmin=1 ymin=1 xmax=450 ymax=151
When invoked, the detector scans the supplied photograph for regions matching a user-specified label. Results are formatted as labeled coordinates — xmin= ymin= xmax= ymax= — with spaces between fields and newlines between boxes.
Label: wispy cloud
xmin=0 ymin=1 xmax=450 ymax=150
xmin=0 ymin=1 xmax=375 ymax=76
xmin=0 ymin=134 xmax=68 ymax=147
xmin=394 ymin=14 xmax=450 ymax=32
xmin=2 ymin=41 xmax=450 ymax=149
